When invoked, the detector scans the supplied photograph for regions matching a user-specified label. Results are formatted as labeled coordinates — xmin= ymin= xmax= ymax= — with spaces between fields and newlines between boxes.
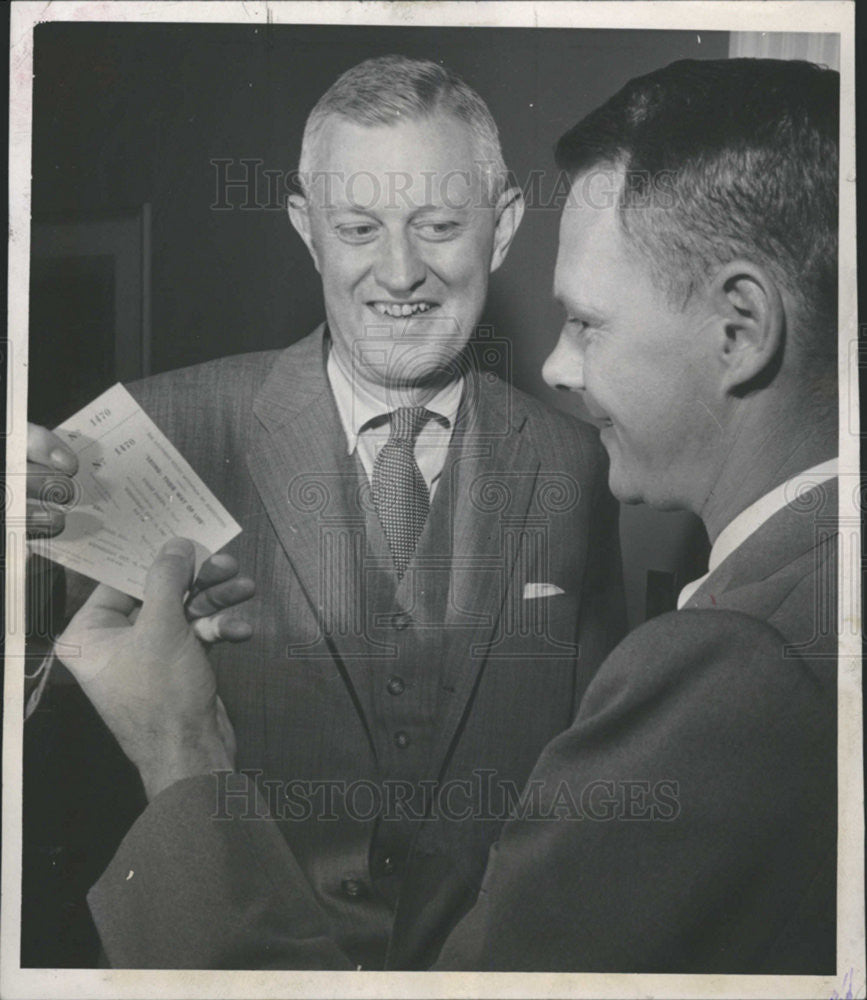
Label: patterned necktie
xmin=371 ymin=407 xmax=432 ymax=578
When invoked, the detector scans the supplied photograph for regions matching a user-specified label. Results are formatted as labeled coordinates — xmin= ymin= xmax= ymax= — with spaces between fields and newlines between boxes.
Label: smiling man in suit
xmin=26 ymin=55 xmax=624 ymax=969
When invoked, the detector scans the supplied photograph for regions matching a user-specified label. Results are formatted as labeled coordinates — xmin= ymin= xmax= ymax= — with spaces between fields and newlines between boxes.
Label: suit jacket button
xmin=394 ymin=730 xmax=410 ymax=749
xmin=341 ymin=878 xmax=366 ymax=898
xmin=381 ymin=856 xmax=396 ymax=875
xmin=386 ymin=675 xmax=406 ymax=696
xmin=390 ymin=611 xmax=413 ymax=630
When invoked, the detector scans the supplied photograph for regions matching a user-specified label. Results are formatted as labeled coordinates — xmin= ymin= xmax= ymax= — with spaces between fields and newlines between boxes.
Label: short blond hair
xmin=298 ymin=55 xmax=508 ymax=204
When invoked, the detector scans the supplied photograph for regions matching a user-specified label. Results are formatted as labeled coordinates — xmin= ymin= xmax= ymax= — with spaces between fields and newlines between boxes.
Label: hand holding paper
xmin=28 ymin=383 xmax=242 ymax=600
xmin=57 ymin=538 xmax=238 ymax=801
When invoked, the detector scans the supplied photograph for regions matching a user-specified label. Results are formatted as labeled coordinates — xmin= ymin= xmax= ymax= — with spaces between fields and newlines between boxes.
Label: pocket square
xmin=523 ymin=582 xmax=565 ymax=600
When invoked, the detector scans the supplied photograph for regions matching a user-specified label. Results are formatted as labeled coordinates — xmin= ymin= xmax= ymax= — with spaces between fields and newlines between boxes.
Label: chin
xmin=609 ymin=484 xmax=646 ymax=506
xmin=391 ymin=356 xmax=462 ymax=388
xmin=607 ymin=469 xmax=641 ymax=505
xmin=606 ymin=459 xmax=653 ymax=507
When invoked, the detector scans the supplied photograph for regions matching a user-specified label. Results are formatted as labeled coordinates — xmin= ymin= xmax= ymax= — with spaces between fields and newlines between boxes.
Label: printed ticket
xmin=29 ymin=383 xmax=242 ymax=600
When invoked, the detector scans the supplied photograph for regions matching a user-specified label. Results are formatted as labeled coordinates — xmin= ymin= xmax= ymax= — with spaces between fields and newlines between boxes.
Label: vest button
xmin=341 ymin=878 xmax=366 ymax=898
xmin=386 ymin=675 xmax=406 ymax=696
xmin=381 ymin=855 xmax=396 ymax=875
xmin=394 ymin=730 xmax=411 ymax=749
xmin=390 ymin=611 xmax=413 ymax=630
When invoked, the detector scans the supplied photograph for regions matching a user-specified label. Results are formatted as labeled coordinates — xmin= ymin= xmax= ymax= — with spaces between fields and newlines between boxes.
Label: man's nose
xmin=373 ymin=233 xmax=426 ymax=294
xmin=542 ymin=330 xmax=585 ymax=392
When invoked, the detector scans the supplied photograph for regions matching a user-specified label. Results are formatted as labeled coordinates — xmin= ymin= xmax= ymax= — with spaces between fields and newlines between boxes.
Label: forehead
xmin=307 ymin=112 xmax=484 ymax=210
xmin=554 ymin=179 xmax=633 ymax=304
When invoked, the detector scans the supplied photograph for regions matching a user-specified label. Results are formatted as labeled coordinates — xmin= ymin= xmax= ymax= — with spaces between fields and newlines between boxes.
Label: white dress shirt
xmin=326 ymin=349 xmax=463 ymax=501
xmin=677 ymin=457 xmax=838 ymax=609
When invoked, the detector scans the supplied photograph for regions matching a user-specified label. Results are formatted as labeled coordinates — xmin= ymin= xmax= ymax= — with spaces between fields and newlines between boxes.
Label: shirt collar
xmin=326 ymin=344 xmax=464 ymax=456
xmin=677 ymin=457 xmax=838 ymax=609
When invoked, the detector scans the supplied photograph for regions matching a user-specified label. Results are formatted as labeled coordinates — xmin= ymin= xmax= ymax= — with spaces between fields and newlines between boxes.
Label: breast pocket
xmin=488 ymin=589 xmax=579 ymax=659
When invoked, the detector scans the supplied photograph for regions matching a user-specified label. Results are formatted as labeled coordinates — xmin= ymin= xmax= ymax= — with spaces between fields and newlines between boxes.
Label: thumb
xmin=139 ymin=537 xmax=196 ymax=633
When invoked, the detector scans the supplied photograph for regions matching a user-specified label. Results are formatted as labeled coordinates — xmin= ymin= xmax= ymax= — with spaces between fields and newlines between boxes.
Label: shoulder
xmin=126 ymin=349 xmax=282 ymax=409
xmin=509 ymin=379 xmax=599 ymax=446
xmin=579 ymin=608 xmax=834 ymax=731
xmin=527 ymin=606 xmax=837 ymax=827
xmin=478 ymin=373 xmax=605 ymax=474
xmin=123 ymin=350 xmax=286 ymax=460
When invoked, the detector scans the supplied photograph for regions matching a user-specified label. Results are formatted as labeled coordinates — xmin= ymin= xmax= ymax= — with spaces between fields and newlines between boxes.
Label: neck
xmin=698 ymin=400 xmax=836 ymax=543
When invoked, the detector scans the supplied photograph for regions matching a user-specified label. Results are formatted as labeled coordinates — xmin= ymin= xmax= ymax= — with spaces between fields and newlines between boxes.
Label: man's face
xmin=290 ymin=112 xmax=520 ymax=394
xmin=543 ymin=173 xmax=720 ymax=509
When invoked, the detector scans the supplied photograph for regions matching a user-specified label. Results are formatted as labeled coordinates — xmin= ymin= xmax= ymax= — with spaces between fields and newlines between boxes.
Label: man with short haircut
xmin=52 ymin=56 xmax=838 ymax=972
xmin=26 ymin=55 xmax=624 ymax=969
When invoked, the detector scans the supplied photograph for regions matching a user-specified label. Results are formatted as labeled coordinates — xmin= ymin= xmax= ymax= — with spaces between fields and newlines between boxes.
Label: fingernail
xmin=163 ymin=537 xmax=194 ymax=557
xmin=225 ymin=619 xmax=253 ymax=639
xmin=49 ymin=448 xmax=76 ymax=473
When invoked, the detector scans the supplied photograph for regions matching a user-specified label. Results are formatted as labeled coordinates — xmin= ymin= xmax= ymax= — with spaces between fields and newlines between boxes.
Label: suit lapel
xmin=430 ymin=374 xmax=540 ymax=773
xmin=246 ymin=326 xmax=370 ymax=666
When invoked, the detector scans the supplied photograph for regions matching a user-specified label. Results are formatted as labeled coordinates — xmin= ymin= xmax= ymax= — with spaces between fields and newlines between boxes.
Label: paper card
xmin=29 ymin=383 xmax=242 ymax=600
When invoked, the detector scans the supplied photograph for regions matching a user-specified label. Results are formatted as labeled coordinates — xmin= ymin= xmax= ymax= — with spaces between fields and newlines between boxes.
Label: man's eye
xmin=336 ymin=224 xmax=378 ymax=243
xmin=416 ymin=221 xmax=460 ymax=241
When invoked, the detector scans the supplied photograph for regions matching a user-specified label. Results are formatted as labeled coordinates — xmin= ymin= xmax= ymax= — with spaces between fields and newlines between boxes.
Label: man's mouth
xmin=369 ymin=301 xmax=437 ymax=318
xmin=587 ymin=412 xmax=613 ymax=431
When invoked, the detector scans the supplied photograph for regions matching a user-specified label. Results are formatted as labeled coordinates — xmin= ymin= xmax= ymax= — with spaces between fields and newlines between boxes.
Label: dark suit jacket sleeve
xmin=435 ymin=610 xmax=836 ymax=973
xmin=88 ymin=776 xmax=356 ymax=969
xmin=88 ymin=610 xmax=835 ymax=971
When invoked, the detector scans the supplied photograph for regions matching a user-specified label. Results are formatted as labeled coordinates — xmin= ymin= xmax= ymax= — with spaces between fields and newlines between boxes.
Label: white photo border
xmin=3 ymin=3 xmax=861 ymax=998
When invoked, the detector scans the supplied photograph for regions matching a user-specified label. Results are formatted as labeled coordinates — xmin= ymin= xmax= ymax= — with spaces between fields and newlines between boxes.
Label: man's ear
xmin=489 ymin=186 xmax=525 ymax=274
xmin=287 ymin=193 xmax=321 ymax=272
xmin=710 ymin=259 xmax=786 ymax=393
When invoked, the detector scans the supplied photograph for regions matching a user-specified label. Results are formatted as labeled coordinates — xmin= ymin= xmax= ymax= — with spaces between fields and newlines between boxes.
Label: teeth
xmin=372 ymin=302 xmax=433 ymax=318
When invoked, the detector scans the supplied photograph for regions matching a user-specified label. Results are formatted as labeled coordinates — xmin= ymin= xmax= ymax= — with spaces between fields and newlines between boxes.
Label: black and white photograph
xmin=2 ymin=2 xmax=862 ymax=997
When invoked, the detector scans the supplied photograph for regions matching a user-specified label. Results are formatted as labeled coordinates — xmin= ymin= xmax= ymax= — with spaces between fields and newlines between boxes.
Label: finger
xmin=139 ymin=537 xmax=196 ymax=631
xmin=192 ymin=612 xmax=253 ymax=644
xmin=27 ymin=423 xmax=79 ymax=475
xmin=26 ymin=501 xmax=66 ymax=538
xmin=185 ymin=575 xmax=255 ymax=619
xmin=190 ymin=552 xmax=240 ymax=591
xmin=26 ymin=463 xmax=77 ymax=504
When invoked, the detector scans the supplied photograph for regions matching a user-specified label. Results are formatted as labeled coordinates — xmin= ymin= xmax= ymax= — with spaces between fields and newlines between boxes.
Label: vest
xmin=351 ymin=425 xmax=462 ymax=905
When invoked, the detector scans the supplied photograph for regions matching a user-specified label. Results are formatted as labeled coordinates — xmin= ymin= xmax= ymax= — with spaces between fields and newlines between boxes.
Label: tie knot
xmin=389 ymin=407 xmax=431 ymax=444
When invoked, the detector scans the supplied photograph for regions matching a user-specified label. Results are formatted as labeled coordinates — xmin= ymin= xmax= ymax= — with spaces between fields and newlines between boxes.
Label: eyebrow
xmin=410 ymin=203 xmax=469 ymax=214
xmin=553 ymin=289 xmax=604 ymax=324
xmin=325 ymin=205 xmax=378 ymax=217
xmin=325 ymin=202 xmax=470 ymax=218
